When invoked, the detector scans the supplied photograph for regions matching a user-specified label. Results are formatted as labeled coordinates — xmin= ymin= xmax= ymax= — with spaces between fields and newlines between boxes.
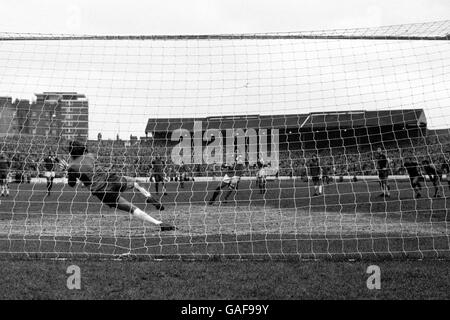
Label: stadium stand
xmin=1 ymin=109 xmax=449 ymax=180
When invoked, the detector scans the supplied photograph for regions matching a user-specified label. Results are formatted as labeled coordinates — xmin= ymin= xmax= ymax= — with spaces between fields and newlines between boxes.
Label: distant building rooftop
xmin=35 ymin=92 xmax=87 ymax=102
xmin=145 ymin=109 xmax=427 ymax=133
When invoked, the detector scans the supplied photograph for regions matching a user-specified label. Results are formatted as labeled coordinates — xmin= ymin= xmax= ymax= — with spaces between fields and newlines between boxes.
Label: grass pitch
xmin=0 ymin=178 xmax=449 ymax=299
xmin=0 ymin=259 xmax=449 ymax=299
xmin=0 ymin=178 xmax=449 ymax=259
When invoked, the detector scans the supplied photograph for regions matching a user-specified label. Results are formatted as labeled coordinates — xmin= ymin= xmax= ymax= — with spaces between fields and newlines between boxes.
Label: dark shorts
xmin=91 ymin=174 xmax=128 ymax=207
xmin=151 ymin=174 xmax=164 ymax=183
xmin=0 ymin=172 xmax=7 ymax=184
xmin=378 ymin=169 xmax=389 ymax=180
xmin=257 ymin=177 xmax=266 ymax=189
xmin=429 ymin=175 xmax=439 ymax=186
xmin=311 ymin=176 xmax=321 ymax=185
xmin=409 ymin=176 xmax=423 ymax=188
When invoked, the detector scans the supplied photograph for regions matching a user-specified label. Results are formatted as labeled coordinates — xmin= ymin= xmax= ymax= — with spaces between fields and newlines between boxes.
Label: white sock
xmin=132 ymin=208 xmax=162 ymax=225
xmin=319 ymin=185 xmax=323 ymax=194
xmin=133 ymin=183 xmax=151 ymax=198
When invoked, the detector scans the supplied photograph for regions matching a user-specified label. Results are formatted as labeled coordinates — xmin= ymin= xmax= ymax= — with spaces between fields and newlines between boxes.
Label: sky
xmin=1 ymin=0 xmax=450 ymax=35
xmin=0 ymin=0 xmax=450 ymax=139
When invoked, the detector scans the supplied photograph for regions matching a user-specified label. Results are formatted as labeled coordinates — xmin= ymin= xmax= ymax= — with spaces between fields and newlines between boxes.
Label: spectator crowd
xmin=1 ymin=133 xmax=449 ymax=182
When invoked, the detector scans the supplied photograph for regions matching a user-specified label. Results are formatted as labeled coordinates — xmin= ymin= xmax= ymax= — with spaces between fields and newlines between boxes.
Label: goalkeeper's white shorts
xmin=44 ymin=171 xmax=56 ymax=178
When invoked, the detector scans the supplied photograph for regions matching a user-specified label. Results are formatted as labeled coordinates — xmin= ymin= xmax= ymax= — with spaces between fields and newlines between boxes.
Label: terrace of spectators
xmin=0 ymin=109 xmax=449 ymax=180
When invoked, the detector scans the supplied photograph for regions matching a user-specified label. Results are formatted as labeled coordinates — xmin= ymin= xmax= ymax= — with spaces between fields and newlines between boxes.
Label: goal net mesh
xmin=0 ymin=20 xmax=450 ymax=260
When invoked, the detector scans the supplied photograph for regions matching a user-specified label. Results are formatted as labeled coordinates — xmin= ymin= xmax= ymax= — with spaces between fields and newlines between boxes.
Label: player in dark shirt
xmin=422 ymin=160 xmax=441 ymax=198
xmin=376 ymin=148 xmax=391 ymax=198
xmin=441 ymin=156 xmax=450 ymax=191
xmin=208 ymin=155 xmax=245 ymax=205
xmin=177 ymin=161 xmax=187 ymax=188
xmin=150 ymin=155 xmax=167 ymax=195
xmin=322 ymin=165 xmax=331 ymax=185
xmin=64 ymin=141 xmax=175 ymax=231
xmin=307 ymin=154 xmax=323 ymax=196
xmin=42 ymin=151 xmax=60 ymax=196
xmin=403 ymin=158 xmax=423 ymax=198
xmin=0 ymin=153 xmax=11 ymax=197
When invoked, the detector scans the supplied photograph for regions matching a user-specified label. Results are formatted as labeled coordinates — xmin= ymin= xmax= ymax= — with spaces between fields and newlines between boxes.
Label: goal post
xmin=0 ymin=21 xmax=449 ymax=260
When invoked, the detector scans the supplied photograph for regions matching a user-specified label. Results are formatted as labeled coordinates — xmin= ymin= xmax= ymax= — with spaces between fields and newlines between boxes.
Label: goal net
xmin=0 ymin=21 xmax=450 ymax=260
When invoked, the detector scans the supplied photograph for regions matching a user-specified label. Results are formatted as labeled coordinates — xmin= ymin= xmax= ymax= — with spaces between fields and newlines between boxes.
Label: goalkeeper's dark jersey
xmin=43 ymin=155 xmax=60 ymax=171
xmin=404 ymin=161 xmax=420 ymax=178
xmin=67 ymin=153 xmax=110 ymax=192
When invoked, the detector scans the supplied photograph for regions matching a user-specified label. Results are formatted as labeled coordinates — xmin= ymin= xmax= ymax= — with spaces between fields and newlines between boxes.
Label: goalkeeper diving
xmin=60 ymin=141 xmax=176 ymax=231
